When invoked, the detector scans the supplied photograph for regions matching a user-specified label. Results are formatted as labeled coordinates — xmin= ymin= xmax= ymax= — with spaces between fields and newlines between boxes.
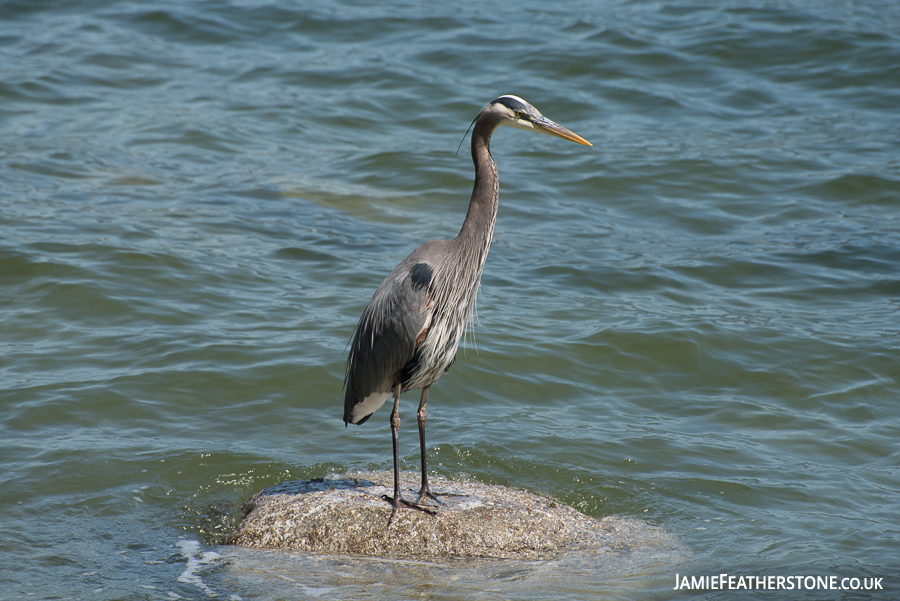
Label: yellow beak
xmin=533 ymin=116 xmax=592 ymax=146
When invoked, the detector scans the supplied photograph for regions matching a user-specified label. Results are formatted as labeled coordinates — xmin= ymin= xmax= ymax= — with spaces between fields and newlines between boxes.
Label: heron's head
xmin=483 ymin=95 xmax=592 ymax=146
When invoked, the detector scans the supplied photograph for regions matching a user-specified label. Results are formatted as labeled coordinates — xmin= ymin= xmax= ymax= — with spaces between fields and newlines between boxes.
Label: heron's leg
xmin=383 ymin=384 xmax=436 ymax=526
xmin=388 ymin=384 xmax=403 ymax=524
xmin=416 ymin=386 xmax=442 ymax=506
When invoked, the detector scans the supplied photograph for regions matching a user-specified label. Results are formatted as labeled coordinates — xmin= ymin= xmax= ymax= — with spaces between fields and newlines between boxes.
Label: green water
xmin=1 ymin=1 xmax=898 ymax=599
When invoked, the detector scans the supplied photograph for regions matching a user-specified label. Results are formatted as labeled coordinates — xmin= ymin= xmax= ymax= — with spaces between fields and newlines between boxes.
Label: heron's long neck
xmin=453 ymin=121 xmax=499 ymax=272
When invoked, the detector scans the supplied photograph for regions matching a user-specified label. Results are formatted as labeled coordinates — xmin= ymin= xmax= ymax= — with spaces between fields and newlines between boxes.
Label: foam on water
xmin=176 ymin=539 xmax=229 ymax=598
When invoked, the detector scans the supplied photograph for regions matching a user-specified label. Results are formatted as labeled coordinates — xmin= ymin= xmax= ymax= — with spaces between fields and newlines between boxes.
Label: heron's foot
xmin=417 ymin=486 xmax=447 ymax=507
xmin=419 ymin=481 xmax=473 ymax=504
xmin=382 ymin=494 xmax=437 ymax=526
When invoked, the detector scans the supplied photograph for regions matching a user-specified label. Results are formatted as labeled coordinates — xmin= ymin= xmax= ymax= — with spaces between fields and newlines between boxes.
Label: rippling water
xmin=2 ymin=1 xmax=898 ymax=599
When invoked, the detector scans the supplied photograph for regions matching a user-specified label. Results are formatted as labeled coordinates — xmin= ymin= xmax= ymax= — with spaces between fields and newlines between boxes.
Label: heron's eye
xmin=515 ymin=110 xmax=525 ymax=119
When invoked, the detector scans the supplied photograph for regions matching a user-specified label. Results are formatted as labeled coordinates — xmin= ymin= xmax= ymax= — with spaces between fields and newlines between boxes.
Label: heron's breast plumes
xmin=401 ymin=217 xmax=496 ymax=391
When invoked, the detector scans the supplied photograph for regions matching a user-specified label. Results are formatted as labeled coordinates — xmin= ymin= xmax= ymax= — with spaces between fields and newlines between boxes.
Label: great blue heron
xmin=343 ymin=95 xmax=591 ymax=524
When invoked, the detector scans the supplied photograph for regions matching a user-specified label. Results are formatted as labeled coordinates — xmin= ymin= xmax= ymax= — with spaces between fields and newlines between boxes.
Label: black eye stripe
xmin=494 ymin=96 xmax=528 ymax=112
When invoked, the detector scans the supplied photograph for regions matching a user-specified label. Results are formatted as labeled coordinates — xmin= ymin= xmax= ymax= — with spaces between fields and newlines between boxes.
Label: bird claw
xmin=417 ymin=488 xmax=445 ymax=507
xmin=382 ymin=494 xmax=438 ymax=525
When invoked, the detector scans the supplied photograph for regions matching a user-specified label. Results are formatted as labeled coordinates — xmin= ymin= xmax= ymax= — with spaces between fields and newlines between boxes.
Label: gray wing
xmin=343 ymin=255 xmax=436 ymax=425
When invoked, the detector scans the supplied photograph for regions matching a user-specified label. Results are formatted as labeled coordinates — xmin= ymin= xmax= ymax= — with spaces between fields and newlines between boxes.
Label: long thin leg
xmin=383 ymin=384 xmax=436 ymax=526
xmin=388 ymin=384 xmax=403 ymax=524
xmin=417 ymin=386 xmax=441 ymax=505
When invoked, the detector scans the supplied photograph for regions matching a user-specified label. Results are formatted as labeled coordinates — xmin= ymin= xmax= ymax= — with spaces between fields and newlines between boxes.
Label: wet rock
xmin=228 ymin=471 xmax=675 ymax=560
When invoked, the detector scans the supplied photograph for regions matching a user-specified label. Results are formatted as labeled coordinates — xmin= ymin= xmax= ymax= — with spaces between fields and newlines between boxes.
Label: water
xmin=1 ymin=0 xmax=898 ymax=598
